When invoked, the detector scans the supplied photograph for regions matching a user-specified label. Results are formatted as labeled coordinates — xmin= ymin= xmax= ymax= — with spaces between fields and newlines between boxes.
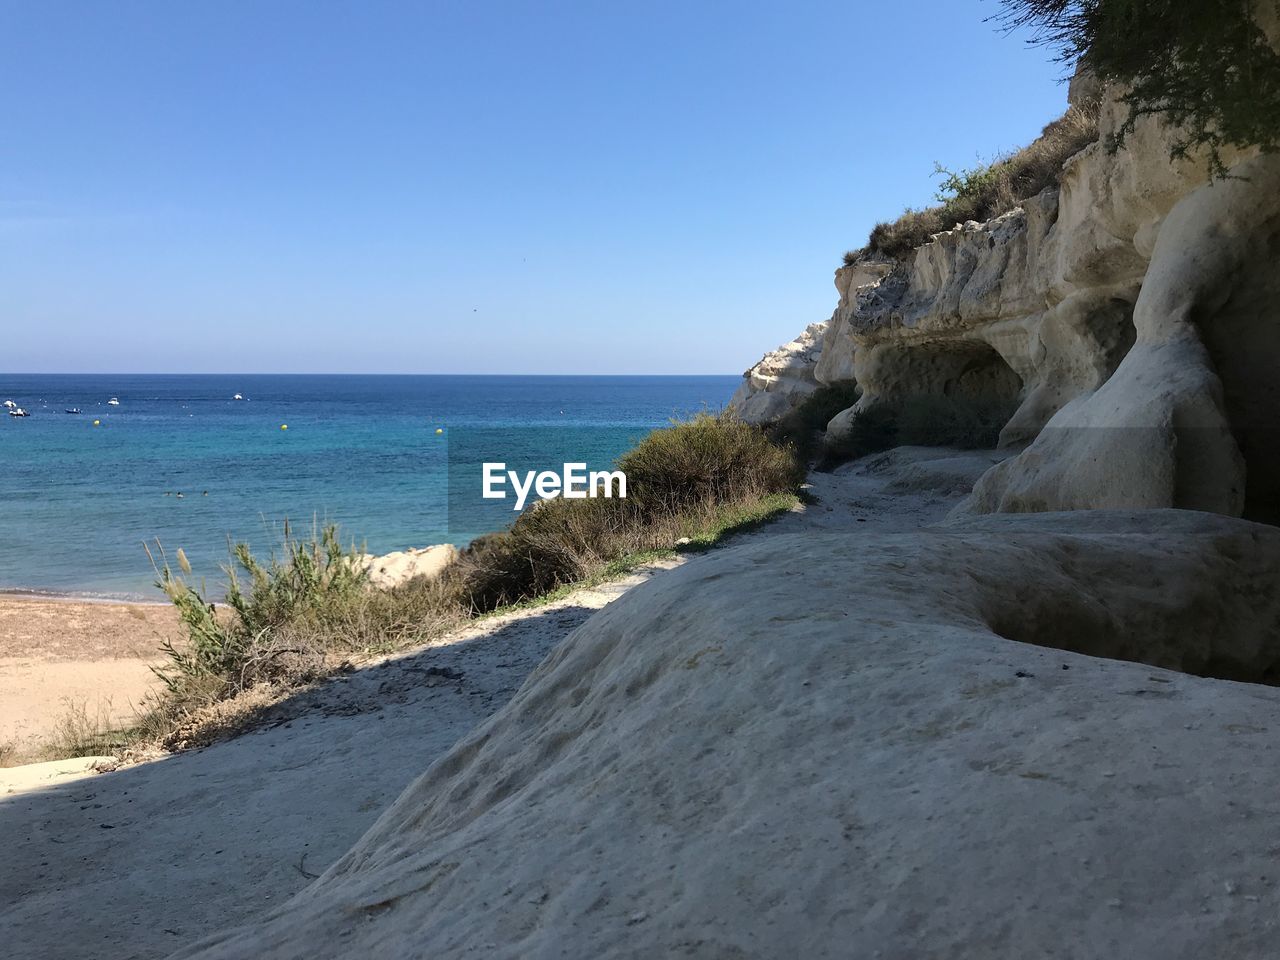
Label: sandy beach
xmin=0 ymin=596 xmax=179 ymax=763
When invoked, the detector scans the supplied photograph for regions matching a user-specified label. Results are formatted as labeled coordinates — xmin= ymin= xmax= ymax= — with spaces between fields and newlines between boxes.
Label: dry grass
xmin=36 ymin=697 xmax=132 ymax=760
xmin=451 ymin=414 xmax=801 ymax=610
xmin=1 ymin=700 xmax=128 ymax=767
xmin=846 ymin=99 xmax=1100 ymax=263
xmin=454 ymin=490 xmax=795 ymax=612
xmin=138 ymin=682 xmax=291 ymax=752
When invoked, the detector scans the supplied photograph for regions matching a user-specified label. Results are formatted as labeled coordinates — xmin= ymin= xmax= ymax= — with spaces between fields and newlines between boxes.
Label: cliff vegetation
xmin=132 ymin=413 xmax=802 ymax=750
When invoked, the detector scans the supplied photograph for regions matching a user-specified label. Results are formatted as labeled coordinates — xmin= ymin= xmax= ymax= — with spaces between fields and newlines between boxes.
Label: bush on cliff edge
xmin=849 ymin=0 xmax=1280 ymax=264
xmin=143 ymin=413 xmax=801 ymax=747
xmin=846 ymin=100 xmax=1100 ymax=262
xmin=453 ymin=413 xmax=801 ymax=609
xmin=998 ymin=0 xmax=1280 ymax=177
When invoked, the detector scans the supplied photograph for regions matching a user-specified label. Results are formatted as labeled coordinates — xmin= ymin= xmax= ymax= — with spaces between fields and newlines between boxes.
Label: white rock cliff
xmin=727 ymin=321 xmax=826 ymax=423
xmin=733 ymin=71 xmax=1279 ymax=521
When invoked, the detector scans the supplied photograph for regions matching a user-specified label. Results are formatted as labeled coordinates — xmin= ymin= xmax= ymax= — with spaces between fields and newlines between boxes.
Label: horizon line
xmin=0 ymin=371 xmax=741 ymax=378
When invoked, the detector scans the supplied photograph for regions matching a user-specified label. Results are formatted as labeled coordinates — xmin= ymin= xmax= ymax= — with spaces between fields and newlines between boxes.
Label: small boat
xmin=233 ymin=393 xmax=244 ymax=401
xmin=8 ymin=407 xmax=29 ymax=417
xmin=65 ymin=408 xmax=81 ymax=415
xmin=2 ymin=399 xmax=15 ymax=409
xmin=107 ymin=397 xmax=120 ymax=406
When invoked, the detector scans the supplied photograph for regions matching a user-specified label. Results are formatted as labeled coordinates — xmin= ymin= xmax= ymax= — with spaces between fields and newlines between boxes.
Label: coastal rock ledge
xmin=176 ymin=511 xmax=1280 ymax=959
xmin=727 ymin=321 xmax=827 ymax=423
xmin=733 ymin=71 xmax=1280 ymax=522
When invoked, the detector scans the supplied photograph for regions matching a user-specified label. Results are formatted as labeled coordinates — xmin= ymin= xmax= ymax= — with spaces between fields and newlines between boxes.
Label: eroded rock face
xmin=806 ymin=69 xmax=1277 ymax=520
xmin=961 ymin=155 xmax=1280 ymax=518
xmin=729 ymin=260 xmax=893 ymax=423
xmin=175 ymin=512 xmax=1280 ymax=958
xmin=825 ymin=166 xmax=1153 ymax=448
xmin=727 ymin=321 xmax=826 ymax=423
xmin=821 ymin=96 xmax=1165 ymax=448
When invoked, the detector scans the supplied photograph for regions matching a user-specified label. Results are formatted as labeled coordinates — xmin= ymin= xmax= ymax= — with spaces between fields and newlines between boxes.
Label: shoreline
xmin=0 ymin=588 xmax=168 ymax=606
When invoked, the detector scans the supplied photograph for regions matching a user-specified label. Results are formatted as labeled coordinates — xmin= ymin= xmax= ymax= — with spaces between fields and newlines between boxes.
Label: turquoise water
xmin=0 ymin=374 xmax=738 ymax=599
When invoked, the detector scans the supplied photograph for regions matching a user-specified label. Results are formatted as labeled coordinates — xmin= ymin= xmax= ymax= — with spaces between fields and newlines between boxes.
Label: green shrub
xmin=620 ymin=412 xmax=802 ymax=512
xmin=998 ymin=0 xmax=1280 ymax=177
xmin=769 ymin=380 xmax=863 ymax=465
xmin=453 ymin=496 xmax=635 ymax=610
xmin=44 ymin=698 xmax=131 ymax=760
xmin=149 ymin=545 xmax=250 ymax=696
xmin=452 ymin=413 xmax=801 ymax=610
xmin=221 ymin=522 xmax=368 ymax=640
xmin=933 ymin=159 xmax=1003 ymax=206
xmin=148 ymin=523 xmax=462 ymax=710
xmin=852 ymin=100 xmax=1100 ymax=261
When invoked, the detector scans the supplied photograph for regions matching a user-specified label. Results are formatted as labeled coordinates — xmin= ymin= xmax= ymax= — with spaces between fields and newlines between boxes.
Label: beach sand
xmin=0 ymin=597 xmax=178 ymax=761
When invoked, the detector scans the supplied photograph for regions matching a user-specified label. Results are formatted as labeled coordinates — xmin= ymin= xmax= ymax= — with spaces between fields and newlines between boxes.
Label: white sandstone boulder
xmin=729 ymin=321 xmax=827 ymax=423
xmin=358 ymin=544 xmax=459 ymax=589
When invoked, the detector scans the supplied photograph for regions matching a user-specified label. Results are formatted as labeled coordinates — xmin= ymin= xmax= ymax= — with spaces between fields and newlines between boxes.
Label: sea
xmin=0 ymin=374 xmax=740 ymax=600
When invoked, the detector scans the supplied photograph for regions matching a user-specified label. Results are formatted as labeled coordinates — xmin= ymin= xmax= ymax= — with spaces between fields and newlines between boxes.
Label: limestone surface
xmin=174 ymin=511 xmax=1280 ymax=959
xmin=728 ymin=321 xmax=826 ymax=423
xmin=358 ymin=544 xmax=459 ymax=589
xmin=738 ymin=67 xmax=1277 ymax=522
xmin=962 ymin=154 xmax=1280 ymax=520
xmin=730 ymin=260 xmax=892 ymax=422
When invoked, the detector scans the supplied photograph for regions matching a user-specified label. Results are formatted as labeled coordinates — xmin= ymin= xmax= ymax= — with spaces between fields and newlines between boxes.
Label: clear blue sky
xmin=1 ymin=1 xmax=1068 ymax=374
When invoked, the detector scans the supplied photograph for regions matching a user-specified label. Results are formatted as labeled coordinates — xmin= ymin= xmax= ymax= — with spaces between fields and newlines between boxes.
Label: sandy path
xmin=0 ymin=599 xmax=179 ymax=761
xmin=0 ymin=448 xmax=1001 ymax=959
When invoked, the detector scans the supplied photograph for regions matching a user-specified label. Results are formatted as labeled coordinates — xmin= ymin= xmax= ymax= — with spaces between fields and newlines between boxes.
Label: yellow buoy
xmin=93 ymin=419 xmax=101 ymax=426
xmin=280 ymin=424 xmax=288 ymax=430
xmin=435 ymin=427 xmax=443 ymax=435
